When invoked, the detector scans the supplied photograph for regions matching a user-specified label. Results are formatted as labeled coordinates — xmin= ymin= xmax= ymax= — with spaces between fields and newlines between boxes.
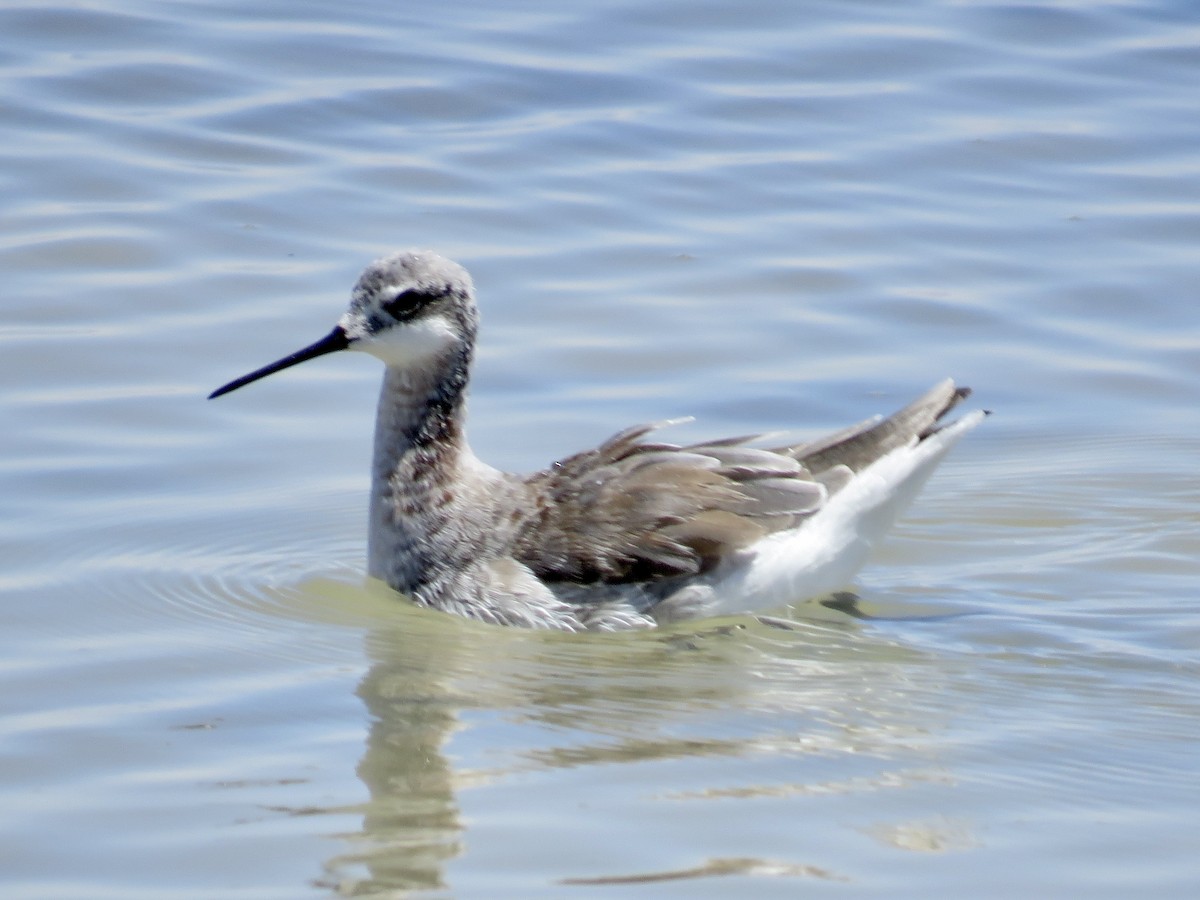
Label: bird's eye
xmin=383 ymin=288 xmax=439 ymax=320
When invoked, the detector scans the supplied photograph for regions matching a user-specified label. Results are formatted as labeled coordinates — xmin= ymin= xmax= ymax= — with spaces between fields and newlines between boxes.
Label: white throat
xmin=346 ymin=313 xmax=459 ymax=369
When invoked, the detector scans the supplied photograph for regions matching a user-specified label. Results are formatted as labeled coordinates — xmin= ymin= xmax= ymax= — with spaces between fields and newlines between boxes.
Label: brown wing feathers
xmin=515 ymin=424 xmax=824 ymax=584
xmin=513 ymin=380 xmax=971 ymax=588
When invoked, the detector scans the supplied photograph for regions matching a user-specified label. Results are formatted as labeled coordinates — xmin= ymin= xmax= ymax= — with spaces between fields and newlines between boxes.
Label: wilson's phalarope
xmin=210 ymin=250 xmax=987 ymax=631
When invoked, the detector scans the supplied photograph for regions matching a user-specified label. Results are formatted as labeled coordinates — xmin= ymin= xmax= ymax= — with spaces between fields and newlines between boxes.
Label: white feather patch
xmin=351 ymin=313 xmax=458 ymax=367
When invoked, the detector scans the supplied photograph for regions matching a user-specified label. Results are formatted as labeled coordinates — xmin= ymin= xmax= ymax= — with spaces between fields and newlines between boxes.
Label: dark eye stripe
xmin=383 ymin=288 xmax=441 ymax=320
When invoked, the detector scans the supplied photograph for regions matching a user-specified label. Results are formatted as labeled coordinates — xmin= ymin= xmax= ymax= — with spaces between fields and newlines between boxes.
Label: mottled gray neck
xmin=376 ymin=350 xmax=470 ymax=452
xmin=367 ymin=349 xmax=473 ymax=587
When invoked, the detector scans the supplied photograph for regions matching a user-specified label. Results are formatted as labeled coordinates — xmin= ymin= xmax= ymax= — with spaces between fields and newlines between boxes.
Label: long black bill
xmin=208 ymin=326 xmax=351 ymax=399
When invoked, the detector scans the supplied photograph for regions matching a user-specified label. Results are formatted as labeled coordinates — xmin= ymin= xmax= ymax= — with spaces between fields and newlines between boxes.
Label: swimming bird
xmin=210 ymin=250 xmax=986 ymax=631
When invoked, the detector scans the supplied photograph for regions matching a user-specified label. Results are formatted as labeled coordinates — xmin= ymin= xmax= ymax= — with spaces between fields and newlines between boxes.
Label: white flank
xmin=704 ymin=409 xmax=989 ymax=616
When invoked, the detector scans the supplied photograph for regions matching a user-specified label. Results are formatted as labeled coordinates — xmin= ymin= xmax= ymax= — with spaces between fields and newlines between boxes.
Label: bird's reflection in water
xmin=321 ymin=588 xmax=953 ymax=894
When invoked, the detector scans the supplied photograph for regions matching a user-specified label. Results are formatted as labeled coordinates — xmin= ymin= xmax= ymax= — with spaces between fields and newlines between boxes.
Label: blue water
xmin=2 ymin=1 xmax=1199 ymax=896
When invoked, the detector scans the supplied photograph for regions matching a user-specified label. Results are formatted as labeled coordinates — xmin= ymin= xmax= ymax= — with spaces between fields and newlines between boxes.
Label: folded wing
xmin=513 ymin=379 xmax=972 ymax=587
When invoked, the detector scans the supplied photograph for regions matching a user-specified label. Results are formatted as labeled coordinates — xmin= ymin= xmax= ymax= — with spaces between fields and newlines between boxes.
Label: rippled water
xmin=3 ymin=0 xmax=1199 ymax=896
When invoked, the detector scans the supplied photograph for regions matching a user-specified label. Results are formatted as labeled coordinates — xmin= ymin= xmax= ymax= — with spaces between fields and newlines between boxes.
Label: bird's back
xmin=502 ymin=379 xmax=985 ymax=627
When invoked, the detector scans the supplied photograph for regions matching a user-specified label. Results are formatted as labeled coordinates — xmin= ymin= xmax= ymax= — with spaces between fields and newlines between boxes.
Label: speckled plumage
xmin=211 ymin=250 xmax=986 ymax=631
